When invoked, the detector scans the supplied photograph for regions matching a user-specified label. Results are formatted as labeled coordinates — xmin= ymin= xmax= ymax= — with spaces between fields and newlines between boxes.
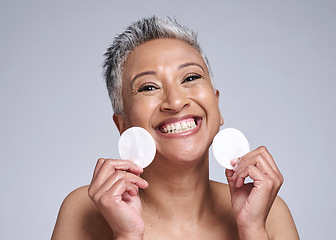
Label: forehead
xmin=122 ymin=38 xmax=207 ymax=80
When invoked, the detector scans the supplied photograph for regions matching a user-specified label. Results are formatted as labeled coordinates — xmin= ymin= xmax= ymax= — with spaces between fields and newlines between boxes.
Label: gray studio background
xmin=1 ymin=1 xmax=335 ymax=239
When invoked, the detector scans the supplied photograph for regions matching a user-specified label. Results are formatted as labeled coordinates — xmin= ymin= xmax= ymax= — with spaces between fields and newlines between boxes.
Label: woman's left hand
xmin=225 ymin=146 xmax=284 ymax=239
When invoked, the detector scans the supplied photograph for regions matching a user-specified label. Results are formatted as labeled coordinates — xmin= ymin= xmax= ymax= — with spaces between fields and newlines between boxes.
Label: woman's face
xmin=114 ymin=38 xmax=223 ymax=163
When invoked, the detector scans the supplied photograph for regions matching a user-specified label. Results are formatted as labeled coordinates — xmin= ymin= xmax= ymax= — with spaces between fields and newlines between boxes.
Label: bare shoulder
xmin=266 ymin=196 xmax=300 ymax=239
xmin=51 ymin=186 xmax=112 ymax=240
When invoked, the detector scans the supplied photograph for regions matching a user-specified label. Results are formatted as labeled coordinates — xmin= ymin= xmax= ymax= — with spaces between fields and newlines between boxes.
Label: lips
xmin=157 ymin=116 xmax=202 ymax=135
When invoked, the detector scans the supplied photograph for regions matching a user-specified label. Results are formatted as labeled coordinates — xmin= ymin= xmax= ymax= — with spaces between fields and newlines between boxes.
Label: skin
xmin=51 ymin=39 xmax=299 ymax=240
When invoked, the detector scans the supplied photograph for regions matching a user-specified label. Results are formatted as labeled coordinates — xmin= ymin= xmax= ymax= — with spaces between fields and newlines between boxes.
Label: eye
xmin=182 ymin=74 xmax=202 ymax=83
xmin=138 ymin=84 xmax=159 ymax=92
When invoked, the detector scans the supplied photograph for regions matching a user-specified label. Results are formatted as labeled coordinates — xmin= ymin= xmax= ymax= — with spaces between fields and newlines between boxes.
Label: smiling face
xmin=114 ymin=38 xmax=223 ymax=164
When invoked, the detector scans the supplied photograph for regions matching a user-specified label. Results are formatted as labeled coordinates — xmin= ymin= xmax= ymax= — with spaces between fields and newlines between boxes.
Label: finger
xmin=94 ymin=158 xmax=143 ymax=179
xmin=107 ymin=179 xmax=139 ymax=204
xmin=225 ymin=169 xmax=235 ymax=195
xmin=243 ymin=146 xmax=278 ymax=173
xmin=235 ymin=153 xmax=280 ymax=183
xmin=248 ymin=164 xmax=282 ymax=199
xmin=256 ymin=146 xmax=283 ymax=180
xmin=230 ymin=158 xmax=240 ymax=168
xmin=103 ymin=159 xmax=144 ymax=174
xmin=89 ymin=159 xmax=144 ymax=197
xmin=254 ymin=153 xmax=283 ymax=187
xmin=89 ymin=158 xmax=107 ymax=197
xmin=234 ymin=164 xmax=266 ymax=188
xmin=91 ymin=158 xmax=106 ymax=183
xmin=94 ymin=159 xmax=143 ymax=187
xmin=96 ymin=178 xmax=138 ymax=207
xmin=112 ymin=179 xmax=139 ymax=199
xmin=236 ymin=147 xmax=283 ymax=183
xmin=122 ymin=182 xmax=140 ymax=198
xmin=95 ymin=170 xmax=148 ymax=199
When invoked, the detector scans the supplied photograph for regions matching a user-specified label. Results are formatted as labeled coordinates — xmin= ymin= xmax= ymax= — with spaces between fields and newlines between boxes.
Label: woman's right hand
xmin=88 ymin=158 xmax=149 ymax=240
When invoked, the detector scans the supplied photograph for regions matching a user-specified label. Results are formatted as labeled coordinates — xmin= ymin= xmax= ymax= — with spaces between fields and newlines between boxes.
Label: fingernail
xmin=138 ymin=166 xmax=144 ymax=171
xmin=143 ymin=179 xmax=149 ymax=187
xmin=231 ymin=157 xmax=239 ymax=165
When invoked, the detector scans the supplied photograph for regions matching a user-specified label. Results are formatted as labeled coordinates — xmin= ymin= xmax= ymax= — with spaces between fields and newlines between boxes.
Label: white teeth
xmin=181 ymin=122 xmax=187 ymax=130
xmin=187 ymin=121 xmax=191 ymax=128
xmin=161 ymin=119 xmax=197 ymax=134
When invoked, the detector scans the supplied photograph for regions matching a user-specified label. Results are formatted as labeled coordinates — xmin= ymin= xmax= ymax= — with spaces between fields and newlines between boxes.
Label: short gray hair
xmin=103 ymin=16 xmax=212 ymax=114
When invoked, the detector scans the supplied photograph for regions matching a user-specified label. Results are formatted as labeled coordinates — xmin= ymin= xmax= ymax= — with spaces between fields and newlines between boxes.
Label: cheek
xmin=191 ymin=86 xmax=222 ymax=126
xmin=191 ymin=86 xmax=218 ymax=108
xmin=124 ymin=96 xmax=160 ymax=126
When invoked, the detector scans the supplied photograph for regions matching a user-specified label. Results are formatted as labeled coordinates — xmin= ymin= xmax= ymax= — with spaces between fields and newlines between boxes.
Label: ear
xmin=215 ymin=89 xmax=224 ymax=126
xmin=113 ymin=113 xmax=126 ymax=135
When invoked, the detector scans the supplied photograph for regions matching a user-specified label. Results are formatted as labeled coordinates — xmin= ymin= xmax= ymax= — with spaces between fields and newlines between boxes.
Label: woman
xmin=52 ymin=16 xmax=299 ymax=240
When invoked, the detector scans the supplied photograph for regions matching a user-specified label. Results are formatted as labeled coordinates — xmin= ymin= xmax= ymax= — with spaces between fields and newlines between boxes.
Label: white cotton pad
xmin=118 ymin=127 xmax=156 ymax=168
xmin=212 ymin=128 xmax=250 ymax=169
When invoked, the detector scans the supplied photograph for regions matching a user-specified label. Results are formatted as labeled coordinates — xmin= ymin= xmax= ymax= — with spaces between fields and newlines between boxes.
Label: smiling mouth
xmin=159 ymin=117 xmax=200 ymax=134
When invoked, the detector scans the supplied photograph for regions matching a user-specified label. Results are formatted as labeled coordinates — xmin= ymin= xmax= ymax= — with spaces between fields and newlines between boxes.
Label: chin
xmin=158 ymin=144 xmax=208 ymax=165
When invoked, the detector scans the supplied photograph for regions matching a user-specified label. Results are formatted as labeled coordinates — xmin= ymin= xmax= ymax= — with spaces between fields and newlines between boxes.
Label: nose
xmin=160 ymin=86 xmax=190 ymax=113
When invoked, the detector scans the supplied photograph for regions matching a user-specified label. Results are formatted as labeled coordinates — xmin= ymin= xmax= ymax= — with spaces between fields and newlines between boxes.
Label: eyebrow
xmin=131 ymin=71 xmax=157 ymax=87
xmin=178 ymin=62 xmax=205 ymax=72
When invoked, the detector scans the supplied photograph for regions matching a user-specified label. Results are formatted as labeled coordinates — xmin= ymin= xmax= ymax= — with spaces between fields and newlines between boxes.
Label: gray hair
xmin=103 ymin=16 xmax=212 ymax=114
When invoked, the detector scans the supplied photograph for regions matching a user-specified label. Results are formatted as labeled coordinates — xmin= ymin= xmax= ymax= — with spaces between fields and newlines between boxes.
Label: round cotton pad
xmin=118 ymin=127 xmax=156 ymax=168
xmin=212 ymin=128 xmax=250 ymax=169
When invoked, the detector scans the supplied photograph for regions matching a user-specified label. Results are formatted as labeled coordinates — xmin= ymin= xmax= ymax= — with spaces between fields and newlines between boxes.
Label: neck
xmin=140 ymin=152 xmax=214 ymax=223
